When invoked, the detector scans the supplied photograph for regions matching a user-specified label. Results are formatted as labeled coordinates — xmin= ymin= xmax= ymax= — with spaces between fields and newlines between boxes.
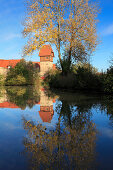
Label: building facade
xmin=0 ymin=45 xmax=55 ymax=77
xmin=39 ymin=45 xmax=55 ymax=77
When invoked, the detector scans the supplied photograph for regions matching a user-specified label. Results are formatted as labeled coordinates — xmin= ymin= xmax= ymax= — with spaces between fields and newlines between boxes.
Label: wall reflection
xmin=39 ymin=88 xmax=55 ymax=123
xmin=3 ymin=86 xmax=40 ymax=109
xmin=0 ymin=88 xmax=19 ymax=109
xmin=0 ymin=86 xmax=113 ymax=127
xmin=0 ymin=86 xmax=56 ymax=123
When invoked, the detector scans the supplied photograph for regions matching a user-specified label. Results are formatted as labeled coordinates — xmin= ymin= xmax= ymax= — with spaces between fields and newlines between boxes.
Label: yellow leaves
xmin=23 ymin=0 xmax=99 ymax=61
xmin=23 ymin=117 xmax=97 ymax=169
xmin=45 ymin=3 xmax=49 ymax=7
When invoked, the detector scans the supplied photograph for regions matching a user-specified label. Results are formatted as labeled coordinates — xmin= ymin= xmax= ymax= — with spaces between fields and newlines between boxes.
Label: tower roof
xmin=39 ymin=45 xmax=54 ymax=57
xmin=39 ymin=111 xmax=54 ymax=123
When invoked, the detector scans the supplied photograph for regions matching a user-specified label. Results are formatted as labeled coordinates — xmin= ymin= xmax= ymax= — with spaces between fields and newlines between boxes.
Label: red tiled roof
xmin=0 ymin=102 xmax=19 ymax=108
xmin=0 ymin=59 xmax=21 ymax=68
xmin=0 ymin=60 xmax=40 ymax=69
xmin=39 ymin=45 xmax=54 ymax=57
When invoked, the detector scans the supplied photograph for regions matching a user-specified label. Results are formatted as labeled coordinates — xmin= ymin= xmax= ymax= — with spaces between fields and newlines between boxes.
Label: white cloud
xmin=0 ymin=32 xmax=21 ymax=43
xmin=3 ymin=33 xmax=21 ymax=41
xmin=102 ymin=23 xmax=113 ymax=36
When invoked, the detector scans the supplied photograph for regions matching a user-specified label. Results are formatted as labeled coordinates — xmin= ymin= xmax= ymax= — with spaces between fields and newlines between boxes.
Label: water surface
xmin=0 ymin=86 xmax=113 ymax=170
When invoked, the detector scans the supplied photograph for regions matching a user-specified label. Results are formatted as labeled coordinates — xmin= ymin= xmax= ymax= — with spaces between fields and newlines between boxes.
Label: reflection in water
xmin=6 ymin=86 xmax=40 ymax=109
xmin=0 ymin=101 xmax=19 ymax=108
xmin=0 ymin=86 xmax=113 ymax=169
xmin=0 ymin=88 xmax=20 ymax=108
xmin=102 ymin=96 xmax=113 ymax=128
xmin=39 ymin=88 xmax=54 ymax=123
xmin=0 ymin=86 xmax=55 ymax=123
xmin=22 ymin=90 xmax=99 ymax=170
xmin=23 ymin=118 xmax=96 ymax=169
xmin=0 ymin=86 xmax=40 ymax=110
xmin=22 ymin=90 xmax=113 ymax=169
xmin=0 ymin=86 xmax=56 ymax=123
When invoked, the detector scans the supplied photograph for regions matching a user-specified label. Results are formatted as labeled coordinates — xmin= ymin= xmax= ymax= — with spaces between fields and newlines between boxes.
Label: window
xmin=7 ymin=65 xmax=11 ymax=69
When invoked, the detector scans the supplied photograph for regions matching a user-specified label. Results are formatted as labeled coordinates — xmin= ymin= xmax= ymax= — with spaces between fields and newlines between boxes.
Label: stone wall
xmin=40 ymin=61 xmax=53 ymax=77
xmin=0 ymin=67 xmax=8 ymax=78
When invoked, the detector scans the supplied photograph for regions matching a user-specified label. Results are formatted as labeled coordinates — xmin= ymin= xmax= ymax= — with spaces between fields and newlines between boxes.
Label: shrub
xmin=5 ymin=59 xmax=39 ymax=86
xmin=44 ymin=70 xmax=61 ymax=88
xmin=75 ymin=66 xmax=103 ymax=91
xmin=6 ymin=75 xmax=27 ymax=86
xmin=44 ymin=63 xmax=104 ymax=92
xmin=44 ymin=69 xmax=77 ymax=89
xmin=104 ymin=67 xmax=113 ymax=94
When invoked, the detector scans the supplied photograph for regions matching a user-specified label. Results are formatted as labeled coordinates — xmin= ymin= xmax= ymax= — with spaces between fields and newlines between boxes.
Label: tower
xmin=39 ymin=45 xmax=54 ymax=77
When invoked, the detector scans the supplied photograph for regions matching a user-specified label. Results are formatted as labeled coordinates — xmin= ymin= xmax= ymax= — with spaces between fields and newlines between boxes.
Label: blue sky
xmin=0 ymin=0 xmax=113 ymax=71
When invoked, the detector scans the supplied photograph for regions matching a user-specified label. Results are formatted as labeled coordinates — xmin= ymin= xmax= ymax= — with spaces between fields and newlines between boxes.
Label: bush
xmin=75 ymin=66 xmax=104 ymax=91
xmin=5 ymin=59 xmax=39 ymax=86
xmin=104 ymin=67 xmax=113 ymax=94
xmin=44 ymin=63 xmax=104 ymax=92
xmin=6 ymin=75 xmax=27 ymax=86
xmin=48 ymin=73 xmax=76 ymax=89
xmin=44 ymin=70 xmax=61 ymax=88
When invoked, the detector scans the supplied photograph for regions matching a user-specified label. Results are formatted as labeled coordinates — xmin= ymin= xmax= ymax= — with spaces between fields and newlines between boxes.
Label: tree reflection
xmin=100 ymin=96 xmax=113 ymax=128
xmin=6 ymin=86 xmax=40 ymax=109
xmin=55 ymin=94 xmax=93 ymax=131
xmin=22 ymin=92 xmax=97 ymax=169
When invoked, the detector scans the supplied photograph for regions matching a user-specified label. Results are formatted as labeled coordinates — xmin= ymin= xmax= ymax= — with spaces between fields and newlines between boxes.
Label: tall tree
xmin=23 ymin=0 xmax=100 ymax=73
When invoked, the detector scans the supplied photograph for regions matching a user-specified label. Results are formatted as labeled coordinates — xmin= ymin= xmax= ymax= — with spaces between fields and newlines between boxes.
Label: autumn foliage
xmin=23 ymin=0 xmax=100 ymax=73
